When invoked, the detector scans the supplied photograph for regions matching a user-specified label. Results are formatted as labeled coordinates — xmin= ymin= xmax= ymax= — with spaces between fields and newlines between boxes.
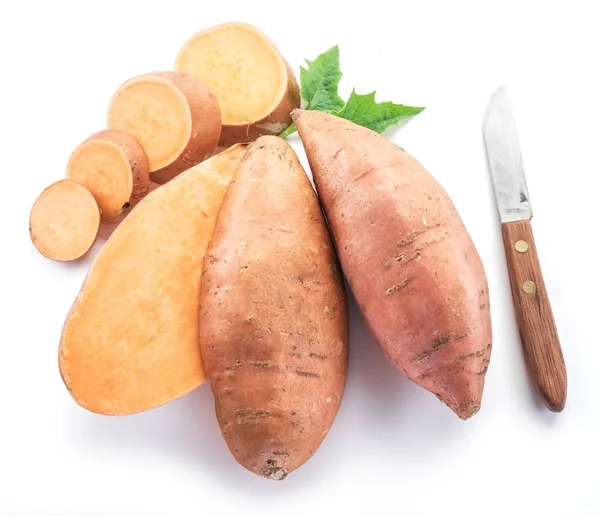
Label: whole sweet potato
xmin=293 ymin=110 xmax=492 ymax=420
xmin=199 ymin=136 xmax=348 ymax=479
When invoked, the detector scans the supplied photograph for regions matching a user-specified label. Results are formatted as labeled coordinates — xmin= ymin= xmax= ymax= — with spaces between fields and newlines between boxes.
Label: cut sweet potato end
xmin=30 ymin=180 xmax=100 ymax=261
xmin=107 ymin=75 xmax=192 ymax=172
xmin=59 ymin=145 xmax=248 ymax=415
xmin=175 ymin=22 xmax=287 ymax=125
xmin=66 ymin=139 xmax=133 ymax=220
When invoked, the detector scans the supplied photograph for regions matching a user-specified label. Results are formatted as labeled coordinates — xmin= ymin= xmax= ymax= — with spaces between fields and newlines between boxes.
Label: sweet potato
xmin=199 ymin=136 xmax=348 ymax=479
xmin=29 ymin=180 xmax=100 ymax=261
xmin=66 ymin=130 xmax=149 ymax=222
xmin=107 ymin=71 xmax=221 ymax=185
xmin=175 ymin=22 xmax=300 ymax=147
xmin=59 ymin=145 xmax=247 ymax=415
xmin=293 ymin=110 xmax=492 ymax=420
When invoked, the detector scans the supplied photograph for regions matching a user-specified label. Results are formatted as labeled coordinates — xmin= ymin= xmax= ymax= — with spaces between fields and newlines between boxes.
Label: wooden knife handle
xmin=501 ymin=219 xmax=567 ymax=412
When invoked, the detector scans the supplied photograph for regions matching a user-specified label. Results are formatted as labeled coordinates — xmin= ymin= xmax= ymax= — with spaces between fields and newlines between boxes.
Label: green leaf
xmin=279 ymin=45 xmax=426 ymax=140
xmin=300 ymin=45 xmax=345 ymax=112
xmin=335 ymin=89 xmax=425 ymax=133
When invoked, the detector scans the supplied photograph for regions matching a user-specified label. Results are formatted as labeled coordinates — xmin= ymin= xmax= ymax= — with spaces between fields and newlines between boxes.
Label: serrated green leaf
xmin=279 ymin=45 xmax=426 ymax=140
xmin=300 ymin=46 xmax=345 ymax=113
xmin=335 ymin=89 xmax=425 ymax=133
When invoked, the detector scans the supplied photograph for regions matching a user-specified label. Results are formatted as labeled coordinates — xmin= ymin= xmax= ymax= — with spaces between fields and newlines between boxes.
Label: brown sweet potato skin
xmin=218 ymin=61 xmax=300 ymax=148
xmin=149 ymin=71 xmax=222 ymax=184
xmin=86 ymin=130 xmax=149 ymax=215
xmin=293 ymin=110 xmax=492 ymax=420
xmin=199 ymin=136 xmax=348 ymax=479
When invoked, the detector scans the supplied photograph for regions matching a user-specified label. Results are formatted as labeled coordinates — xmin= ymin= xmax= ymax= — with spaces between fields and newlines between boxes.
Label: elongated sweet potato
xmin=59 ymin=145 xmax=247 ymax=415
xmin=66 ymin=129 xmax=149 ymax=222
xmin=107 ymin=71 xmax=221 ymax=184
xmin=175 ymin=22 xmax=300 ymax=147
xmin=293 ymin=110 xmax=492 ymax=420
xmin=199 ymin=136 xmax=348 ymax=479
xmin=30 ymin=180 xmax=100 ymax=261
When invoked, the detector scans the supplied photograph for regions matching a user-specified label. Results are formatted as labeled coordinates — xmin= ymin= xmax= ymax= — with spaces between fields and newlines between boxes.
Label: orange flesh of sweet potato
xmin=199 ymin=136 xmax=349 ymax=480
xmin=29 ymin=179 xmax=100 ymax=261
xmin=107 ymin=71 xmax=221 ymax=184
xmin=66 ymin=130 xmax=149 ymax=221
xmin=59 ymin=145 xmax=247 ymax=415
xmin=293 ymin=110 xmax=492 ymax=420
xmin=175 ymin=22 xmax=300 ymax=147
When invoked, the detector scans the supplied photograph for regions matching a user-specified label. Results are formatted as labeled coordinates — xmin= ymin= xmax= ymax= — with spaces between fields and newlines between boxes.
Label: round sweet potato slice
xmin=175 ymin=22 xmax=300 ymax=147
xmin=29 ymin=180 xmax=100 ymax=261
xmin=107 ymin=71 xmax=221 ymax=184
xmin=66 ymin=130 xmax=149 ymax=222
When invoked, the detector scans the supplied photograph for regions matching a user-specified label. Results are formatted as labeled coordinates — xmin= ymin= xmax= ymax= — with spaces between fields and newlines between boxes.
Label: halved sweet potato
xmin=59 ymin=144 xmax=247 ymax=415
xmin=66 ymin=130 xmax=149 ymax=222
xmin=29 ymin=180 xmax=100 ymax=262
xmin=175 ymin=22 xmax=300 ymax=147
xmin=107 ymin=71 xmax=221 ymax=184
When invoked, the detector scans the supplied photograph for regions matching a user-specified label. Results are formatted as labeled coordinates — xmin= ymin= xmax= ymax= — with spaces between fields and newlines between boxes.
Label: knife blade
xmin=483 ymin=86 xmax=567 ymax=412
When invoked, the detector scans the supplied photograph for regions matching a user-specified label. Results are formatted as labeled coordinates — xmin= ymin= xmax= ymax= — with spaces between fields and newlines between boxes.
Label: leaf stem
xmin=279 ymin=123 xmax=297 ymax=139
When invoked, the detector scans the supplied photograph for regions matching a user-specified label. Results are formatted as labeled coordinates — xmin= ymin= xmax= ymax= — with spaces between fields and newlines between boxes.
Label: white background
xmin=1 ymin=1 xmax=599 ymax=515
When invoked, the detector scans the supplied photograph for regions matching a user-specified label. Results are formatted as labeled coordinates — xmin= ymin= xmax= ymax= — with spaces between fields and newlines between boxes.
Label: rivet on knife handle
xmin=501 ymin=219 xmax=567 ymax=411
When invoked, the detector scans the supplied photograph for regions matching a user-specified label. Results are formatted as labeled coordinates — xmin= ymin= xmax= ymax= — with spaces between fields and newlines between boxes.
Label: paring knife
xmin=483 ymin=86 xmax=567 ymax=412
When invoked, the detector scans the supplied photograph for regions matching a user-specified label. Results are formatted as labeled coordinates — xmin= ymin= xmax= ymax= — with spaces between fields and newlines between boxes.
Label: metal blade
xmin=483 ymin=86 xmax=532 ymax=223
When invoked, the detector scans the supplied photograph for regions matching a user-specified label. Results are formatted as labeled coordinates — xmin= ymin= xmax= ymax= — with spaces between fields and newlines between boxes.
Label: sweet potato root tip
xmin=59 ymin=145 xmax=248 ymax=415
xmin=175 ymin=22 xmax=300 ymax=146
xmin=290 ymin=108 xmax=304 ymax=122
xmin=262 ymin=465 xmax=288 ymax=481
xmin=294 ymin=110 xmax=492 ymax=419
xmin=30 ymin=180 xmax=100 ymax=261
xmin=200 ymin=136 xmax=348 ymax=479
xmin=66 ymin=130 xmax=149 ymax=221
xmin=107 ymin=71 xmax=221 ymax=184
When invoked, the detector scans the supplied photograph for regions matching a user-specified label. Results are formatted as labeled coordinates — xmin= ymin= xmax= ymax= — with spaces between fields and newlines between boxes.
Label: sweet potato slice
xmin=175 ymin=22 xmax=300 ymax=147
xmin=107 ymin=71 xmax=221 ymax=185
xmin=59 ymin=144 xmax=247 ymax=415
xmin=200 ymin=136 xmax=348 ymax=479
xmin=66 ymin=130 xmax=149 ymax=222
xmin=29 ymin=180 xmax=100 ymax=261
xmin=294 ymin=110 xmax=492 ymax=420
